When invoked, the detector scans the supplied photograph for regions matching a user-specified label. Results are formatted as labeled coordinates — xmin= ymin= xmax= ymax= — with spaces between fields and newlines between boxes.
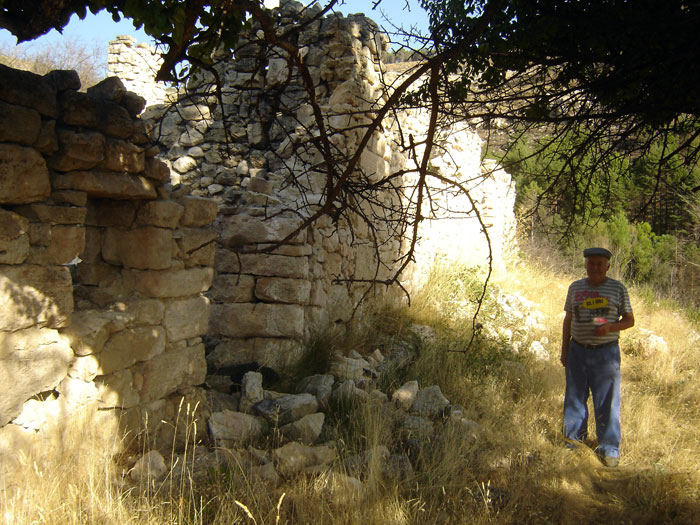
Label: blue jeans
xmin=563 ymin=340 xmax=621 ymax=458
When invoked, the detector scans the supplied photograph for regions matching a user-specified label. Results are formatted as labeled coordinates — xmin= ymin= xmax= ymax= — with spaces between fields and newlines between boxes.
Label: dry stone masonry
xmin=1 ymin=0 xmax=517 ymax=476
xmin=0 ymin=64 xmax=217 ymax=475
xmin=109 ymin=1 xmax=517 ymax=381
xmin=107 ymin=36 xmax=169 ymax=107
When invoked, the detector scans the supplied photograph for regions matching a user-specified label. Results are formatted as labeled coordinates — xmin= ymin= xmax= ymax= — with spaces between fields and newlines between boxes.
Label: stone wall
xmin=395 ymin=108 xmax=517 ymax=289
xmin=108 ymin=36 xmax=169 ymax=107
xmin=106 ymin=1 xmax=517 ymax=377
xmin=0 ymin=65 xmax=217 ymax=473
xmin=124 ymin=5 xmax=405 ymax=375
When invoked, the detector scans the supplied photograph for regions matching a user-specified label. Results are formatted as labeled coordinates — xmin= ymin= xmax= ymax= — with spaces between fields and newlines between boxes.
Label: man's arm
xmin=593 ymin=312 xmax=635 ymax=336
xmin=561 ymin=311 xmax=572 ymax=367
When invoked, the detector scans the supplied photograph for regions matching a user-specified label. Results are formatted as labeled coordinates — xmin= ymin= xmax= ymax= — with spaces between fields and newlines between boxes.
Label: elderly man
xmin=561 ymin=247 xmax=635 ymax=467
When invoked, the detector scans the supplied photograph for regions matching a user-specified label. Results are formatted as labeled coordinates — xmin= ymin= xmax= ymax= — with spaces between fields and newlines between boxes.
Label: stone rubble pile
xmin=625 ymin=328 xmax=670 ymax=358
xmin=486 ymin=289 xmax=551 ymax=359
xmin=128 ymin=332 xmax=483 ymax=495
xmin=446 ymin=284 xmax=552 ymax=361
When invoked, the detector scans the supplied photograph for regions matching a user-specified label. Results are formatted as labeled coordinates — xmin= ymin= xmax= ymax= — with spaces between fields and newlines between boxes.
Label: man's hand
xmin=594 ymin=323 xmax=611 ymax=337
xmin=593 ymin=313 xmax=635 ymax=336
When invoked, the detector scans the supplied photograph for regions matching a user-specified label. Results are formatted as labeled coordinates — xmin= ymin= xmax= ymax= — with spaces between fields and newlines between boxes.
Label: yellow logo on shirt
xmin=583 ymin=297 xmax=608 ymax=309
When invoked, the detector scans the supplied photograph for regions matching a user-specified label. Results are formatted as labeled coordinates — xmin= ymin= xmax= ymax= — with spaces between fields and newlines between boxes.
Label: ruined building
xmin=0 ymin=2 xmax=516 ymax=470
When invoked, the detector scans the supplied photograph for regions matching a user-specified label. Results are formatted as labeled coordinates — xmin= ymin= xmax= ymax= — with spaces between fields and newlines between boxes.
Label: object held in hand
xmin=594 ymin=317 xmax=607 ymax=326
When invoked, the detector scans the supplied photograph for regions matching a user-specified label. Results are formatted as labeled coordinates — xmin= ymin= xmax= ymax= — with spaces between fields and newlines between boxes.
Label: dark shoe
xmin=602 ymin=456 xmax=619 ymax=467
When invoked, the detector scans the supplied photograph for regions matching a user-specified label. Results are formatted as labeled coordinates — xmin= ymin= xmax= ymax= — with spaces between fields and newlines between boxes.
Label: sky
xmin=0 ymin=10 xmax=149 ymax=67
xmin=0 ymin=1 xmax=429 ymax=58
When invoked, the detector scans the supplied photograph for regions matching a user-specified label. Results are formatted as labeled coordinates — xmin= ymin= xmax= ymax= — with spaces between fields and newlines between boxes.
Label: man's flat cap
xmin=583 ymin=247 xmax=612 ymax=258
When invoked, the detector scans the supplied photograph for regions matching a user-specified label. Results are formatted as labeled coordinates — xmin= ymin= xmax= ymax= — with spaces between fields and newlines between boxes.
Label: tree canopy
xmin=423 ymin=0 xmax=700 ymax=123
xmin=408 ymin=0 xmax=700 ymax=232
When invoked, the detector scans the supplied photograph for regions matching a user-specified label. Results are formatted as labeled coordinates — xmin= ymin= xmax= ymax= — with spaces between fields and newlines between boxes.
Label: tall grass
xmin=3 ymin=256 xmax=700 ymax=524
xmin=1 ymin=407 xmax=131 ymax=525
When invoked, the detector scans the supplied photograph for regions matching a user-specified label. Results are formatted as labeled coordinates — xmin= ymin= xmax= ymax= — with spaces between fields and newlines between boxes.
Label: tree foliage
xmin=504 ymin=127 xmax=700 ymax=299
xmin=411 ymin=0 xmax=700 ymax=228
xmin=420 ymin=0 xmax=700 ymax=121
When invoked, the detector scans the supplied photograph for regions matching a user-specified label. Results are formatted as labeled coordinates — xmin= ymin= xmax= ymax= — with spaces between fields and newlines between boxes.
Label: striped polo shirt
xmin=564 ymin=277 xmax=633 ymax=346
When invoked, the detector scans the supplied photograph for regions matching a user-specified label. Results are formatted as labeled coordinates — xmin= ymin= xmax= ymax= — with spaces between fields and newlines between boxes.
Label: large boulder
xmin=135 ymin=343 xmax=207 ymax=403
xmin=272 ymin=441 xmax=336 ymax=478
xmin=392 ymin=380 xmax=419 ymax=411
xmin=210 ymin=303 xmax=304 ymax=338
xmin=411 ymin=385 xmax=450 ymax=418
xmin=218 ymin=213 xmax=306 ymax=247
xmin=122 ymin=267 xmax=214 ymax=298
xmin=97 ymin=326 xmax=166 ymax=375
xmin=239 ymin=371 xmax=264 ymax=414
xmin=102 ymin=227 xmax=173 ymax=270
xmin=0 ymin=64 xmax=58 ymax=118
xmin=53 ymin=171 xmax=157 ymax=199
xmin=163 ymin=296 xmax=210 ymax=342
xmin=280 ymin=412 xmax=325 ymax=444
xmin=296 ymin=374 xmax=335 ymax=407
xmin=0 ymin=100 xmax=41 ymax=145
xmin=0 ymin=209 xmax=30 ymax=264
xmin=48 ymin=129 xmax=105 ymax=171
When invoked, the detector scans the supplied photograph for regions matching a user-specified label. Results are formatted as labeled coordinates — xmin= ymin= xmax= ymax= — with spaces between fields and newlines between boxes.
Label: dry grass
xmin=1 ymin=408 xmax=131 ymax=525
xmin=3 ymin=257 xmax=700 ymax=524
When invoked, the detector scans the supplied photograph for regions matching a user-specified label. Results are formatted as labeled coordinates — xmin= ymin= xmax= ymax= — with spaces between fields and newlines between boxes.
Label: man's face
xmin=585 ymin=255 xmax=610 ymax=284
